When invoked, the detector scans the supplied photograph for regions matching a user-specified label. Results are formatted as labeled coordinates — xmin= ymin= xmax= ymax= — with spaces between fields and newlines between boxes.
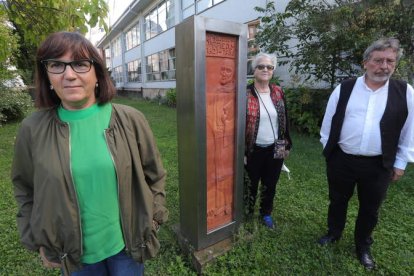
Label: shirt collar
xmin=362 ymin=74 xmax=390 ymax=92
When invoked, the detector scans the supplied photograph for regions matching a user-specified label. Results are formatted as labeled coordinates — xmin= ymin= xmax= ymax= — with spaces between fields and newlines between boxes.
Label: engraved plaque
xmin=205 ymin=32 xmax=237 ymax=231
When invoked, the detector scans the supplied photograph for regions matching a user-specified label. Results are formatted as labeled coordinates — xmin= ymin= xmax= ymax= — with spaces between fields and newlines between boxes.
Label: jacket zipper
xmin=66 ymin=123 xmax=83 ymax=258
xmin=104 ymin=128 xmax=130 ymax=253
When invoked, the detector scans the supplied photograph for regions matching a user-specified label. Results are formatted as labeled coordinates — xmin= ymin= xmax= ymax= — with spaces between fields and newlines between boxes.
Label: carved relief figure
xmin=205 ymin=34 xmax=237 ymax=231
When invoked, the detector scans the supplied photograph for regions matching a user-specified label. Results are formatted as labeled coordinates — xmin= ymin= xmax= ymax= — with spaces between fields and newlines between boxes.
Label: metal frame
xmin=176 ymin=15 xmax=247 ymax=250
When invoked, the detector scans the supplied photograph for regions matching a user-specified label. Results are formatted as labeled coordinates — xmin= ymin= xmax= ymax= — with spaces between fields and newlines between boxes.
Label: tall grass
xmin=0 ymin=98 xmax=413 ymax=275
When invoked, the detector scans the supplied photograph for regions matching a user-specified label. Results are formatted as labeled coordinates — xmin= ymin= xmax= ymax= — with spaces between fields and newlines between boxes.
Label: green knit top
xmin=58 ymin=103 xmax=124 ymax=264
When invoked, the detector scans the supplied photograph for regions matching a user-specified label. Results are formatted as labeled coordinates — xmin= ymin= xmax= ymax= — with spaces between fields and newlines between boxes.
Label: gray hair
xmin=251 ymin=52 xmax=277 ymax=70
xmin=363 ymin=37 xmax=403 ymax=62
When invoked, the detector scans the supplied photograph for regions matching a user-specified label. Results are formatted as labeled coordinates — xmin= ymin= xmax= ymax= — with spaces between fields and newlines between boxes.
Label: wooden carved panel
xmin=205 ymin=32 xmax=237 ymax=232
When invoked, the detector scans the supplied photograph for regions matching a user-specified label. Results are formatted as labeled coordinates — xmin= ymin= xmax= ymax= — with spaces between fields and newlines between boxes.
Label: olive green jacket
xmin=11 ymin=103 xmax=168 ymax=275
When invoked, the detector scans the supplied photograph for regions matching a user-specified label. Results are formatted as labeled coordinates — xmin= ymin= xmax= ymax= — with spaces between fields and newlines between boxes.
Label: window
xmin=125 ymin=24 xmax=140 ymax=50
xmin=127 ymin=59 xmax=142 ymax=82
xmin=158 ymin=2 xmax=167 ymax=31
xmin=247 ymin=20 xmax=260 ymax=76
xmin=144 ymin=0 xmax=175 ymax=40
xmin=166 ymin=0 xmax=175 ymax=28
xmin=160 ymin=48 xmax=176 ymax=80
xmin=183 ymin=0 xmax=225 ymax=18
xmin=146 ymin=54 xmax=160 ymax=81
xmin=146 ymin=48 xmax=176 ymax=81
xmin=104 ymin=47 xmax=111 ymax=69
xmin=112 ymin=66 xmax=124 ymax=84
xmin=145 ymin=9 xmax=158 ymax=40
xmin=182 ymin=0 xmax=195 ymax=19
xmin=112 ymin=36 xmax=122 ymax=57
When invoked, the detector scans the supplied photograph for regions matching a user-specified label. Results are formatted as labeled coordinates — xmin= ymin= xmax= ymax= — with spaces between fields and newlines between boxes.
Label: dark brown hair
xmin=35 ymin=31 xmax=115 ymax=108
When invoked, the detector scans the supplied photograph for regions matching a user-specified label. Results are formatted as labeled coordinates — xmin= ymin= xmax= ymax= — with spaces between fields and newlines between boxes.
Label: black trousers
xmin=245 ymin=144 xmax=284 ymax=217
xmin=326 ymin=147 xmax=392 ymax=251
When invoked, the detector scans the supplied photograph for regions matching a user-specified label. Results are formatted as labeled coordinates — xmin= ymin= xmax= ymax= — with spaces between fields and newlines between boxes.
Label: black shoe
xmin=317 ymin=234 xmax=340 ymax=245
xmin=357 ymin=249 xmax=376 ymax=270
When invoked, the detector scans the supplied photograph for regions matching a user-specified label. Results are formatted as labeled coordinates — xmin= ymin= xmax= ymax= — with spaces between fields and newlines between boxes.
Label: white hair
xmin=251 ymin=53 xmax=277 ymax=70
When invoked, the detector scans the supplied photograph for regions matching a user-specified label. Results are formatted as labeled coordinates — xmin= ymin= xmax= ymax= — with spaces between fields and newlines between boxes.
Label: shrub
xmin=165 ymin=88 xmax=176 ymax=108
xmin=0 ymin=88 xmax=32 ymax=126
xmin=284 ymin=86 xmax=331 ymax=136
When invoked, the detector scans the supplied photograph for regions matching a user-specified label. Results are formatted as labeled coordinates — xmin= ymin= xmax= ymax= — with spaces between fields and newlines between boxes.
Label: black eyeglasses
xmin=41 ymin=59 xmax=94 ymax=74
xmin=256 ymin=64 xmax=275 ymax=71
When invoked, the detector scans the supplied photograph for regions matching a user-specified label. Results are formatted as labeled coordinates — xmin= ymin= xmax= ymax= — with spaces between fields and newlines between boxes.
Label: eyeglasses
xmin=41 ymin=59 xmax=94 ymax=74
xmin=370 ymin=58 xmax=396 ymax=66
xmin=256 ymin=64 xmax=275 ymax=71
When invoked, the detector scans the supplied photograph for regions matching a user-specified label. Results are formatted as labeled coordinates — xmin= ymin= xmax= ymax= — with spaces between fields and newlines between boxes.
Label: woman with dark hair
xmin=11 ymin=32 xmax=168 ymax=275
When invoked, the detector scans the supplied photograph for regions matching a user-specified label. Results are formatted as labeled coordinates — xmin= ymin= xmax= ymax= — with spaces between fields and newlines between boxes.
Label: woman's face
xmin=253 ymin=57 xmax=274 ymax=83
xmin=45 ymin=51 xmax=98 ymax=110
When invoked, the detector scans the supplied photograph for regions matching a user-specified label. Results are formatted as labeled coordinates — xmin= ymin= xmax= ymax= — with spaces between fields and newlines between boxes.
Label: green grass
xmin=1 ymin=97 xmax=413 ymax=275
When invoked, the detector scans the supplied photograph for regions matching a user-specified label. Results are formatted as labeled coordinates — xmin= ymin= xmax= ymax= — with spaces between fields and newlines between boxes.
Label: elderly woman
xmin=244 ymin=52 xmax=292 ymax=229
xmin=11 ymin=32 xmax=168 ymax=275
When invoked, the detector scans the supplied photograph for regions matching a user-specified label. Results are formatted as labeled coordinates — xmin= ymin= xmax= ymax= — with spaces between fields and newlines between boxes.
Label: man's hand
xmin=392 ymin=168 xmax=405 ymax=181
xmin=39 ymin=247 xmax=61 ymax=268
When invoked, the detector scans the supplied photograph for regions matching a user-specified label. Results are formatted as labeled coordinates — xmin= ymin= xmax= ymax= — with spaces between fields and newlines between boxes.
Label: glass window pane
xmin=161 ymin=60 xmax=168 ymax=71
xmin=166 ymin=0 xmax=175 ymax=28
xmin=133 ymin=31 xmax=137 ymax=47
xmin=169 ymin=70 xmax=176 ymax=80
xmin=182 ymin=0 xmax=194 ymax=9
xmin=149 ymin=9 xmax=158 ymax=37
xmin=152 ymin=55 xmax=160 ymax=72
xmin=158 ymin=2 xmax=167 ymax=32
xmin=169 ymin=48 xmax=175 ymax=57
xmin=144 ymin=15 xmax=151 ymax=40
xmin=136 ymin=25 xmax=141 ymax=45
xmin=146 ymin=56 xmax=151 ymax=72
xmin=168 ymin=59 xmax=175 ymax=70
xmin=183 ymin=6 xmax=195 ymax=19
xmin=197 ymin=0 xmax=211 ymax=12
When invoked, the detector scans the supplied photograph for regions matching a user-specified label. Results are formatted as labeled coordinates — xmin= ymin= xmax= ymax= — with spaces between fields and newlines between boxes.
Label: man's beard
xmin=368 ymin=71 xmax=391 ymax=83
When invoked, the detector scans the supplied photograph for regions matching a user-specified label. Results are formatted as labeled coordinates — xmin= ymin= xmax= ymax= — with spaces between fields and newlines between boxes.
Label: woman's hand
xmin=39 ymin=247 xmax=61 ymax=268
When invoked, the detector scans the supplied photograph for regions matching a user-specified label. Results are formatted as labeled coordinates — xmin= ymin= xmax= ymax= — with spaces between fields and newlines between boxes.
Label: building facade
xmin=96 ymin=0 xmax=289 ymax=98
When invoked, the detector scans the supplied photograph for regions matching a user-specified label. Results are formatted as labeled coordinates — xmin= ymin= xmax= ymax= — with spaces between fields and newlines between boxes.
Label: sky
xmin=87 ymin=0 xmax=134 ymax=45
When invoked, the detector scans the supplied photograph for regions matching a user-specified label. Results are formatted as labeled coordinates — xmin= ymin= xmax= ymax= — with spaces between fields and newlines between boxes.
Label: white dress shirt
xmin=320 ymin=75 xmax=414 ymax=170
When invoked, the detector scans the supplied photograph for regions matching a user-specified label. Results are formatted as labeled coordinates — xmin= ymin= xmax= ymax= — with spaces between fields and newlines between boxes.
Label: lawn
xmin=0 ymin=97 xmax=413 ymax=275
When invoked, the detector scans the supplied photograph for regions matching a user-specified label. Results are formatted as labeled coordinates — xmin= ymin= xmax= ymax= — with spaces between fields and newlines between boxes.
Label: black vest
xmin=323 ymin=78 xmax=408 ymax=170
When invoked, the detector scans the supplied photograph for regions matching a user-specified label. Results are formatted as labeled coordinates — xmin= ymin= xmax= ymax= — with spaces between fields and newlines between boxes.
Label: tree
xmin=255 ymin=0 xmax=414 ymax=88
xmin=383 ymin=0 xmax=414 ymax=83
xmin=3 ymin=0 xmax=109 ymax=85
xmin=355 ymin=0 xmax=414 ymax=83
xmin=0 ymin=4 xmax=19 ymax=88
